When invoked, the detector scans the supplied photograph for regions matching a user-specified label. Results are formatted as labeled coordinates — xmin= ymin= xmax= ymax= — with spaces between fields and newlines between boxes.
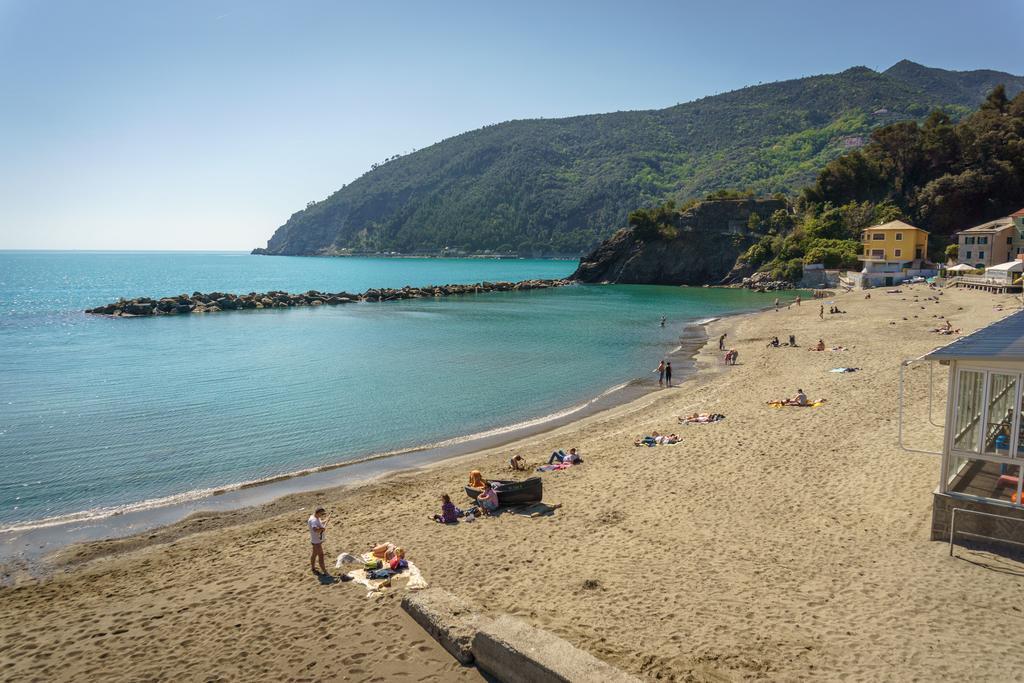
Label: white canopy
xmin=946 ymin=263 xmax=977 ymax=272
xmin=985 ymin=261 xmax=1024 ymax=273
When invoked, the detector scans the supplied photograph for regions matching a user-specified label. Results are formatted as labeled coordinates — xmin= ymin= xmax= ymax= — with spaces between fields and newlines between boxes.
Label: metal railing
xmin=898 ymin=358 xmax=944 ymax=456
xmin=949 ymin=507 xmax=1024 ymax=556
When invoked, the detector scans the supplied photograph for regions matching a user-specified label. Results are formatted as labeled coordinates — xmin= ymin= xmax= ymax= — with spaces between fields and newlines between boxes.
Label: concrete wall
xmin=402 ymin=590 xmax=641 ymax=682
xmin=932 ymin=491 xmax=1024 ymax=546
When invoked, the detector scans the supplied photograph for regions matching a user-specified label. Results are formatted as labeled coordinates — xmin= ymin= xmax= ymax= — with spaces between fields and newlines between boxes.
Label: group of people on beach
xmin=307 ymin=289 xmax=865 ymax=576
xmin=653 ymin=360 xmax=673 ymax=387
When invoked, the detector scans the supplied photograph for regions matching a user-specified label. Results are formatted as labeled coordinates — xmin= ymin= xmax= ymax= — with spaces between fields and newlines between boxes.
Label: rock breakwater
xmin=85 ymin=279 xmax=573 ymax=317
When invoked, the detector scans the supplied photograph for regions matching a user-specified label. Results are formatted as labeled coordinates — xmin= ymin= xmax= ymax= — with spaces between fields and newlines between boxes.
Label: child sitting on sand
xmin=468 ymin=470 xmax=486 ymax=488
xmin=389 ymin=548 xmax=408 ymax=571
xmin=432 ymin=493 xmax=462 ymax=524
xmin=475 ymin=482 xmax=499 ymax=513
xmin=509 ymin=455 xmax=526 ymax=470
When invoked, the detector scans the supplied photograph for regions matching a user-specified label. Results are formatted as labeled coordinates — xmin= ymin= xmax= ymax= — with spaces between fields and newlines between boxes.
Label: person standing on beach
xmin=665 ymin=362 xmax=673 ymax=387
xmin=819 ymin=304 xmax=824 ymax=320
xmin=774 ymin=297 xmax=780 ymax=311
xmin=653 ymin=360 xmax=665 ymax=387
xmin=309 ymin=507 xmax=327 ymax=575
xmin=718 ymin=333 xmax=727 ymax=350
xmin=795 ymin=294 xmax=801 ymax=307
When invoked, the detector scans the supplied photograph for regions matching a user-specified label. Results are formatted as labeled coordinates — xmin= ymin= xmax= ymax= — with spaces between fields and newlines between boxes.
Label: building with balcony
xmin=849 ymin=220 xmax=933 ymax=288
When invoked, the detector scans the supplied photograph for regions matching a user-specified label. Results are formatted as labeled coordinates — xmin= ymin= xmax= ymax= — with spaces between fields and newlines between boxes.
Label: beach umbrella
xmin=946 ymin=264 xmax=975 ymax=272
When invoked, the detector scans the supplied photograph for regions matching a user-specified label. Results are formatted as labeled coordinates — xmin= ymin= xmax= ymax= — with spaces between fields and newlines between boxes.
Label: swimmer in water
xmin=660 ymin=315 xmax=666 ymax=327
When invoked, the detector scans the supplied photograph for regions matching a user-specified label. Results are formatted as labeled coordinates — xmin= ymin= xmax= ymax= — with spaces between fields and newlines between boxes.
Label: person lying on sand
xmin=679 ymin=413 xmax=725 ymax=424
xmin=809 ymin=339 xmax=826 ymax=351
xmin=634 ymin=432 xmax=679 ymax=446
xmin=548 ymin=447 xmax=582 ymax=465
xmin=509 ymin=455 xmax=526 ymax=471
xmin=431 ymin=493 xmax=462 ymax=524
xmin=768 ymin=389 xmax=809 ymax=406
xmin=468 ymin=470 xmax=486 ymax=488
xmin=372 ymin=542 xmax=398 ymax=561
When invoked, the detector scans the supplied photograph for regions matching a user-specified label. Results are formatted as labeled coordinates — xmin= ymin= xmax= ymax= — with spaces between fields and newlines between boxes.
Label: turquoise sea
xmin=0 ymin=252 xmax=781 ymax=532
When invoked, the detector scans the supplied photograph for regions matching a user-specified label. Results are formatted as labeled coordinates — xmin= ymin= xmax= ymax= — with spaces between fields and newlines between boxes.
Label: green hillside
xmin=254 ymin=61 xmax=1024 ymax=257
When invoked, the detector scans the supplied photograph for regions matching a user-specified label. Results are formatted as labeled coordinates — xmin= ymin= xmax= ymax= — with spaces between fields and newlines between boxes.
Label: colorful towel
xmin=766 ymin=399 xmax=827 ymax=409
xmin=536 ymin=462 xmax=574 ymax=472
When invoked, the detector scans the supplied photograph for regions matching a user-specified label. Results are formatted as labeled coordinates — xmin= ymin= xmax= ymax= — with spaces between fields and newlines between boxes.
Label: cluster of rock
xmin=734 ymin=271 xmax=795 ymax=292
xmin=571 ymin=198 xmax=787 ymax=286
xmin=85 ymin=279 xmax=573 ymax=317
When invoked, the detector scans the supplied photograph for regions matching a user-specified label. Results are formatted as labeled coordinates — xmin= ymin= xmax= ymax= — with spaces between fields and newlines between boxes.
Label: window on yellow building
xmin=872 ymin=233 xmax=884 ymax=241
xmin=894 ymin=249 xmax=902 ymax=257
xmin=895 ymin=233 xmax=903 ymax=241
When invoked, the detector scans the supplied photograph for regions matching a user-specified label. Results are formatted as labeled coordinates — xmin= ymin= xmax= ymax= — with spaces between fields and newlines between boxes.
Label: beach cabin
xmin=984 ymin=260 xmax=1024 ymax=285
xmin=923 ymin=311 xmax=1024 ymax=548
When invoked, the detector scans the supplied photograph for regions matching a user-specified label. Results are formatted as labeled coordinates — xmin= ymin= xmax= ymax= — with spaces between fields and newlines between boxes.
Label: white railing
xmin=945 ymin=275 xmax=1014 ymax=288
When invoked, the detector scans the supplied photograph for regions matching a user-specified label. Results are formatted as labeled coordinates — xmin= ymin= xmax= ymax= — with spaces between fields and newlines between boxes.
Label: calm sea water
xmin=0 ymin=252 xmax=778 ymax=529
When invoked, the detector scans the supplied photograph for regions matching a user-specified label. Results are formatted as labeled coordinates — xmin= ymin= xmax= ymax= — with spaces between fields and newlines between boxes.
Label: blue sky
xmin=0 ymin=0 xmax=1021 ymax=250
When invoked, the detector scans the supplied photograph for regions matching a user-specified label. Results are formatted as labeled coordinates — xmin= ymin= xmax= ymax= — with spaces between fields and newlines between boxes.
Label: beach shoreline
xmin=0 ymin=310 xmax=717 ymax=573
xmin=7 ymin=285 xmax=1020 ymax=682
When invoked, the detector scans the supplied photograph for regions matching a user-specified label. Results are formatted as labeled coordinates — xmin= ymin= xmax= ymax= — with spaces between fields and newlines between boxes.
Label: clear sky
xmin=1 ymin=0 xmax=1021 ymax=250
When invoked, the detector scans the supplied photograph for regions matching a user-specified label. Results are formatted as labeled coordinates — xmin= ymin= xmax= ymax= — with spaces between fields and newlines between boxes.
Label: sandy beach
xmin=2 ymin=285 xmax=1022 ymax=682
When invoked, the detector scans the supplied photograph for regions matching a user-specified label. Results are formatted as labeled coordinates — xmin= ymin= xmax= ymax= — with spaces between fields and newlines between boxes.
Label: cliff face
xmin=571 ymin=199 xmax=786 ymax=285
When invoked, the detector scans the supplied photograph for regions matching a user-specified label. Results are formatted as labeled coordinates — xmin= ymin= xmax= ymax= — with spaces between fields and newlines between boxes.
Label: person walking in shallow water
xmin=309 ymin=507 xmax=328 ymax=574
xmin=653 ymin=360 xmax=665 ymax=387
xmin=665 ymin=362 xmax=673 ymax=387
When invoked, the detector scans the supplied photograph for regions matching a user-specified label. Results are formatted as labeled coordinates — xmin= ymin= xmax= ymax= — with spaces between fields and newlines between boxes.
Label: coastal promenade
xmin=3 ymin=287 xmax=1022 ymax=681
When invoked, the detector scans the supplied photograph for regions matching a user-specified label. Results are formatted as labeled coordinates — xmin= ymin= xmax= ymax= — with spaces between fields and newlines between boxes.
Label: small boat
xmin=464 ymin=477 xmax=543 ymax=506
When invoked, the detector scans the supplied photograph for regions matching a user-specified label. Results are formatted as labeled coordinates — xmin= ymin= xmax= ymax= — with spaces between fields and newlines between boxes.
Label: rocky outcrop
xmin=84 ymin=280 xmax=572 ymax=317
xmin=571 ymin=199 xmax=786 ymax=285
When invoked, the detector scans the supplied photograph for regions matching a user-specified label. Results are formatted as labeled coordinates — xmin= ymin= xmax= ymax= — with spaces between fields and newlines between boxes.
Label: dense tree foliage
xmin=257 ymin=61 xmax=1023 ymax=256
xmin=804 ymin=88 xmax=1024 ymax=242
xmin=731 ymin=86 xmax=1024 ymax=279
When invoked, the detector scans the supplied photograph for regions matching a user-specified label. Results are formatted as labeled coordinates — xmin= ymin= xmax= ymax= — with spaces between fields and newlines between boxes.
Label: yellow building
xmin=853 ymin=220 xmax=931 ymax=288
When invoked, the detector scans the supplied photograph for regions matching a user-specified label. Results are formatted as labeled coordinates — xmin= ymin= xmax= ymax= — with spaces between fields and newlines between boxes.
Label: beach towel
xmin=335 ymin=549 xmax=427 ymax=597
xmin=536 ymin=462 xmax=574 ymax=472
xmin=829 ymin=367 xmax=860 ymax=373
xmin=766 ymin=399 xmax=827 ymax=409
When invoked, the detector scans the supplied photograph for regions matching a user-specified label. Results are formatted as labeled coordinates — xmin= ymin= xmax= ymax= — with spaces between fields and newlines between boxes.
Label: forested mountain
xmin=577 ymin=85 xmax=1024 ymax=286
xmin=254 ymin=61 xmax=1024 ymax=257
